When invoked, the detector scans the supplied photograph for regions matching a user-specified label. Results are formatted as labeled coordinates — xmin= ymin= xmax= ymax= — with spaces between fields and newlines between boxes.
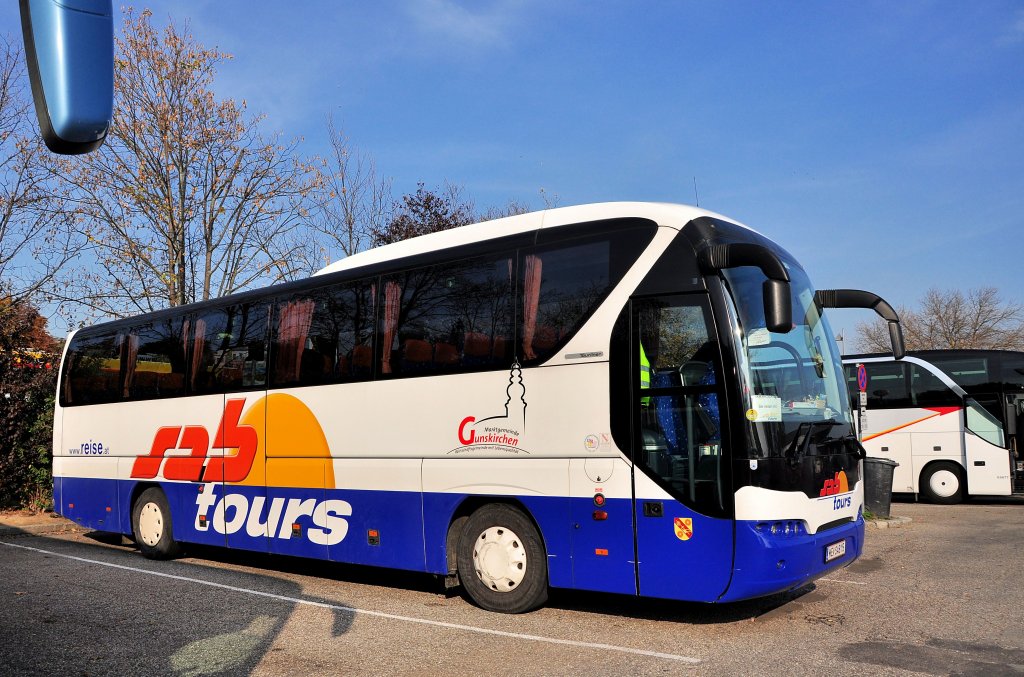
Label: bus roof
xmin=315 ymin=201 xmax=749 ymax=277
xmin=64 ymin=202 xmax=756 ymax=338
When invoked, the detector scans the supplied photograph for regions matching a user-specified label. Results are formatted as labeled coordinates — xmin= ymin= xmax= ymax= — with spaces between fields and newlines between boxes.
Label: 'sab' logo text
xmin=819 ymin=470 xmax=849 ymax=497
xmin=130 ymin=399 xmax=256 ymax=482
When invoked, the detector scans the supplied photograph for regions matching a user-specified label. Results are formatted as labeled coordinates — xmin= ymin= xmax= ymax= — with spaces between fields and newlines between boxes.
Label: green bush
xmin=0 ymin=302 xmax=58 ymax=510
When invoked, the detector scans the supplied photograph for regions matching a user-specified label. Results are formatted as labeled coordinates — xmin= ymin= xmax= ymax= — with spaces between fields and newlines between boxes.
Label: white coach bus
xmin=54 ymin=202 xmax=900 ymax=613
xmin=844 ymin=352 xmax=1020 ymax=503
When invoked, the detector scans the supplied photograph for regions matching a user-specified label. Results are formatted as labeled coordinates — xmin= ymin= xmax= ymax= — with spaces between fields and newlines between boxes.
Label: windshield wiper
xmin=784 ymin=420 xmax=843 ymax=460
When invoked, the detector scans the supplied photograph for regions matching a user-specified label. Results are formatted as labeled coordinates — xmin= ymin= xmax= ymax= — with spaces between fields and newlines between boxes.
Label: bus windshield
xmin=723 ymin=263 xmax=852 ymax=458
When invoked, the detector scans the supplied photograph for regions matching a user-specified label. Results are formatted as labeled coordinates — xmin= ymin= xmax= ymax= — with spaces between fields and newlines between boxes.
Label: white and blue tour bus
xmin=54 ymin=202 xmax=903 ymax=613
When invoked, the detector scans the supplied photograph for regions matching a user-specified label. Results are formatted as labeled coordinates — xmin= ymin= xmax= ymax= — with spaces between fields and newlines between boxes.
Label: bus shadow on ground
xmin=181 ymin=542 xmax=447 ymax=597
xmin=89 ymin=530 xmax=823 ymax=624
xmin=172 ymin=538 xmax=819 ymax=624
xmin=546 ymin=583 xmax=817 ymax=624
xmin=1 ymin=527 xmax=357 ymax=677
xmin=79 ymin=526 xmax=824 ymax=625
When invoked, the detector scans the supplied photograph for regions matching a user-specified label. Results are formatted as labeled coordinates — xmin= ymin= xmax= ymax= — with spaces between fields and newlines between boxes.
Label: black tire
xmin=457 ymin=504 xmax=548 ymax=613
xmin=920 ymin=461 xmax=965 ymax=504
xmin=131 ymin=487 xmax=181 ymax=559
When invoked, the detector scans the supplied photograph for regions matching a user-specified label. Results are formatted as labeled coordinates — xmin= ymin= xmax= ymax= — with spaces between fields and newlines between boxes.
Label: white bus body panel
xmin=964 ymin=432 xmax=1013 ymax=496
xmin=734 ymin=481 xmax=862 ymax=535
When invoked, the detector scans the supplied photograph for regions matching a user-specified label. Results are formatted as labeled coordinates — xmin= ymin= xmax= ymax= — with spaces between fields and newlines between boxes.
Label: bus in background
xmin=843 ymin=352 xmax=1020 ymax=503
xmin=54 ymin=202 xmax=902 ymax=613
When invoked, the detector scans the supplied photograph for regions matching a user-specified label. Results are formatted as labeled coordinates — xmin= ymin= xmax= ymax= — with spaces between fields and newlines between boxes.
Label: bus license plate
xmin=825 ymin=539 xmax=846 ymax=563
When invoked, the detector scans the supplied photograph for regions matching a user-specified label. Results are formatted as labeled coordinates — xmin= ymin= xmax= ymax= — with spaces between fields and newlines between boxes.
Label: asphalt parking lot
xmin=1 ymin=499 xmax=1022 ymax=676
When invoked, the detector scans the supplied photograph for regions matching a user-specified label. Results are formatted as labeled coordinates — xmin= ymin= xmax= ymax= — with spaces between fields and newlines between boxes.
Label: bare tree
xmin=0 ymin=38 xmax=76 ymax=308
xmin=479 ymin=199 xmax=530 ymax=222
xmin=371 ymin=182 xmax=474 ymax=247
xmin=54 ymin=10 xmax=316 ymax=318
xmin=857 ymin=287 xmax=1024 ymax=352
xmin=301 ymin=117 xmax=392 ymax=273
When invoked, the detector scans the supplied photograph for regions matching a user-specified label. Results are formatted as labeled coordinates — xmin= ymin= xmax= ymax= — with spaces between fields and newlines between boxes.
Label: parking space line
xmin=0 ymin=539 xmax=700 ymax=665
xmin=819 ymin=578 xmax=867 ymax=585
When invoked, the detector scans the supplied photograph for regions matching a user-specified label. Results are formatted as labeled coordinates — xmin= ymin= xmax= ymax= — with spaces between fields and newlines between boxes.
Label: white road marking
xmin=818 ymin=578 xmax=867 ymax=585
xmin=0 ymin=539 xmax=699 ymax=664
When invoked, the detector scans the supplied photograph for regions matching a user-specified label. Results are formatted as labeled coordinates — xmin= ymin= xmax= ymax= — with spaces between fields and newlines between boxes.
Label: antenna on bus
xmin=693 ymin=177 xmax=699 ymax=207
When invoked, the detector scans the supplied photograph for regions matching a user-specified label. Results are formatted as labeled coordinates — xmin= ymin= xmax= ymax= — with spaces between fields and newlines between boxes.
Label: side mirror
xmin=814 ymin=289 xmax=905 ymax=360
xmin=763 ymin=278 xmax=792 ymax=334
xmin=19 ymin=0 xmax=114 ymax=154
xmin=698 ymin=242 xmax=793 ymax=334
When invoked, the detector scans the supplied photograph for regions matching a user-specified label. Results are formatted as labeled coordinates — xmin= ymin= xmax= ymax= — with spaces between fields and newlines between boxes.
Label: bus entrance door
xmin=630 ymin=296 xmax=733 ymax=602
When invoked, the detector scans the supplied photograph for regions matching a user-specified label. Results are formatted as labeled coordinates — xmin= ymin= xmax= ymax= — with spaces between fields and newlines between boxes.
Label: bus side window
xmin=63 ymin=331 xmax=122 ymax=405
xmin=380 ymin=255 xmax=513 ymax=378
xmin=193 ymin=303 xmax=268 ymax=394
xmin=125 ymin=317 xmax=186 ymax=400
xmin=271 ymin=280 xmax=376 ymax=387
xmin=864 ymin=362 xmax=911 ymax=409
xmin=909 ymin=364 xmax=960 ymax=408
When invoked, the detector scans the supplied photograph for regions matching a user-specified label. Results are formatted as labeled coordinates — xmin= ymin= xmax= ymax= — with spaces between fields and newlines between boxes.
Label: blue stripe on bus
xmin=54 ymin=476 xmax=863 ymax=603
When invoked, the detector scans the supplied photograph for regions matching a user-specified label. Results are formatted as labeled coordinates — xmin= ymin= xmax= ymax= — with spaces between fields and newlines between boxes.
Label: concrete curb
xmin=0 ymin=515 xmax=80 ymax=538
xmin=866 ymin=516 xmax=912 ymax=530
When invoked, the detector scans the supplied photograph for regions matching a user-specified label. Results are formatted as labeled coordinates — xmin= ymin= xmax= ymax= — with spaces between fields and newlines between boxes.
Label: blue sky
xmin=4 ymin=1 xmax=1023 ymax=345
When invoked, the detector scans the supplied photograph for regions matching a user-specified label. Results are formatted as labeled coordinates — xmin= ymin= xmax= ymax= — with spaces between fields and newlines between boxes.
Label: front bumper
xmin=721 ymin=514 xmax=864 ymax=602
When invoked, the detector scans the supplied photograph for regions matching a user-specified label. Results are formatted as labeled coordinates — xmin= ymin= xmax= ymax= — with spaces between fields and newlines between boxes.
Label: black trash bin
xmin=863 ymin=457 xmax=899 ymax=518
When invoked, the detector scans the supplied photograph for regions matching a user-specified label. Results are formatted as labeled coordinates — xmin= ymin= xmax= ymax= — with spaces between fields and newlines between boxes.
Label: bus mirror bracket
xmin=814 ymin=289 xmax=905 ymax=360
xmin=19 ymin=0 xmax=114 ymax=155
xmin=698 ymin=243 xmax=792 ymax=334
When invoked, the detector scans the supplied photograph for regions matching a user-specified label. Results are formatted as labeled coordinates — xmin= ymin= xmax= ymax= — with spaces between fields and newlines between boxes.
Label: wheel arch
xmin=444 ymin=496 xmax=548 ymax=576
xmin=919 ymin=458 xmax=966 ymax=488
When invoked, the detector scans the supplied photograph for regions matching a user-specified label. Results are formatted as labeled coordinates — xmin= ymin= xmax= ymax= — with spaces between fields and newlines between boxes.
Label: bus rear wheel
xmin=457 ymin=504 xmax=548 ymax=613
xmin=132 ymin=487 xmax=181 ymax=559
xmin=921 ymin=462 xmax=964 ymax=504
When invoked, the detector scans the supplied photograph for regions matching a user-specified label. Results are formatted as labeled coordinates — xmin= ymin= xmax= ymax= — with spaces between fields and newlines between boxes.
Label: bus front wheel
xmin=457 ymin=504 xmax=548 ymax=613
xmin=921 ymin=462 xmax=964 ymax=504
xmin=132 ymin=487 xmax=181 ymax=559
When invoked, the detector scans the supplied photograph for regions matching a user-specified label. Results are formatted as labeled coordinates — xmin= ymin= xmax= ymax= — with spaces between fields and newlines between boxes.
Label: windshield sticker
xmin=750 ymin=394 xmax=782 ymax=422
xmin=747 ymin=328 xmax=771 ymax=346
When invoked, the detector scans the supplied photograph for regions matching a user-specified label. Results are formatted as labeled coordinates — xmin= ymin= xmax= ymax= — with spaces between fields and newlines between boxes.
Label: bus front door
xmin=631 ymin=296 xmax=734 ymax=602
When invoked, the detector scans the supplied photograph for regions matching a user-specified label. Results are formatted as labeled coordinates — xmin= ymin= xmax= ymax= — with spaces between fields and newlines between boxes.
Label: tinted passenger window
xmin=864 ymin=362 xmax=911 ymax=409
xmin=999 ymin=355 xmax=1024 ymax=392
xmin=930 ymin=356 xmax=990 ymax=389
xmin=191 ymin=303 xmax=268 ymax=394
xmin=381 ymin=255 xmax=514 ymax=377
xmin=62 ymin=331 xmax=123 ymax=405
xmin=519 ymin=227 xmax=654 ymax=365
xmin=910 ymin=364 xmax=960 ymax=407
xmin=272 ymin=281 xmax=376 ymax=387
xmin=125 ymin=317 xmax=186 ymax=400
